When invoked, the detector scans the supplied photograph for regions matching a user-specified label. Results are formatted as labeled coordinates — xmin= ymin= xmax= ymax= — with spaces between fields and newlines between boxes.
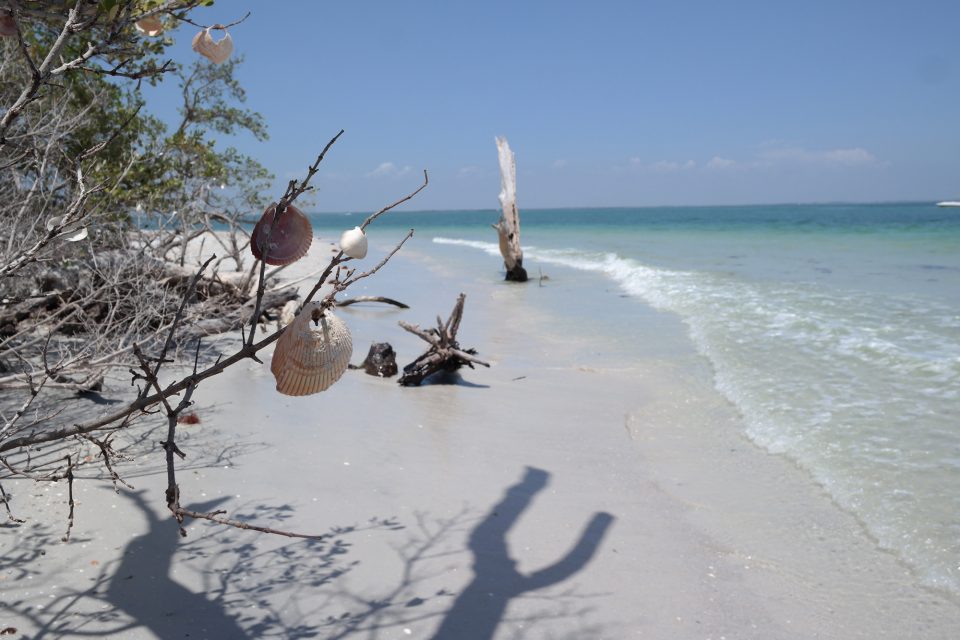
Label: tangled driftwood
xmin=398 ymin=293 xmax=489 ymax=386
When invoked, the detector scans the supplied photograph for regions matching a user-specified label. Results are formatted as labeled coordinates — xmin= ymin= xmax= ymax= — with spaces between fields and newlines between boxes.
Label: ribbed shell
xmin=191 ymin=28 xmax=233 ymax=64
xmin=251 ymin=203 xmax=313 ymax=266
xmin=271 ymin=304 xmax=352 ymax=396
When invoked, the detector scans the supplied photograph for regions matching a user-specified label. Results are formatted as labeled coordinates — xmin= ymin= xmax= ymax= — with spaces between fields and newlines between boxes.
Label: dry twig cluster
xmin=0 ymin=2 xmax=426 ymax=539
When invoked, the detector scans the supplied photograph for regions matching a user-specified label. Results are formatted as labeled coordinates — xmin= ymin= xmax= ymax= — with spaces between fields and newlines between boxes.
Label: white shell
xmin=271 ymin=303 xmax=352 ymax=396
xmin=66 ymin=227 xmax=89 ymax=242
xmin=134 ymin=16 xmax=163 ymax=36
xmin=191 ymin=28 xmax=233 ymax=64
xmin=339 ymin=226 xmax=368 ymax=259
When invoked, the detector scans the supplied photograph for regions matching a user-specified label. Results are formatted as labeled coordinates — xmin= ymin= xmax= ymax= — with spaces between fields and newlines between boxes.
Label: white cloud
xmin=653 ymin=159 xmax=695 ymax=171
xmin=367 ymin=161 xmax=412 ymax=178
xmin=706 ymin=156 xmax=737 ymax=170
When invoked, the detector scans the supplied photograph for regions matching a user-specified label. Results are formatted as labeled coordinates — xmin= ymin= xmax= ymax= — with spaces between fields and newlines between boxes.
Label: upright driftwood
xmin=398 ymin=293 xmax=489 ymax=385
xmin=493 ymin=137 xmax=528 ymax=282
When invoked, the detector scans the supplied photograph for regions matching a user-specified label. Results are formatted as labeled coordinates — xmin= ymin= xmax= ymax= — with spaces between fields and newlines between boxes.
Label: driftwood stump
xmin=349 ymin=342 xmax=399 ymax=378
xmin=398 ymin=293 xmax=489 ymax=386
xmin=493 ymin=136 xmax=528 ymax=282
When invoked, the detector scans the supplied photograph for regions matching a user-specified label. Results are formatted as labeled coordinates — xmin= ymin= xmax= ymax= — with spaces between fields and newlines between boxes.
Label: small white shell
xmin=271 ymin=303 xmax=352 ymax=396
xmin=339 ymin=226 xmax=368 ymax=259
xmin=191 ymin=28 xmax=233 ymax=64
xmin=134 ymin=16 xmax=163 ymax=36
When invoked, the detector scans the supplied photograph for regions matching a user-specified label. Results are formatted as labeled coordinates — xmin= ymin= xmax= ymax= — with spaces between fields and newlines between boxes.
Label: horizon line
xmin=306 ymin=199 xmax=939 ymax=215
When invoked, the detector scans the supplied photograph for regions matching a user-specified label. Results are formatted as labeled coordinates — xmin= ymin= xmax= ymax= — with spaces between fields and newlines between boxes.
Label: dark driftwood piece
xmin=336 ymin=296 xmax=409 ymax=309
xmin=348 ymin=342 xmax=398 ymax=377
xmin=398 ymin=293 xmax=489 ymax=386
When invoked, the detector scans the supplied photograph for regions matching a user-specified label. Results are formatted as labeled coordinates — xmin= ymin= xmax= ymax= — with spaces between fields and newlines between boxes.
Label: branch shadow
xmin=3 ymin=490 xmax=404 ymax=639
xmin=431 ymin=466 xmax=614 ymax=639
xmin=3 ymin=467 xmax=613 ymax=639
xmin=315 ymin=466 xmax=615 ymax=639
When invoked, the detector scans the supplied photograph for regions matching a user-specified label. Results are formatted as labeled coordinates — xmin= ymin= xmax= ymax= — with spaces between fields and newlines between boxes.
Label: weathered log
xmin=336 ymin=296 xmax=409 ymax=309
xmin=179 ymin=287 xmax=299 ymax=341
xmin=493 ymin=136 xmax=528 ymax=282
xmin=398 ymin=293 xmax=489 ymax=386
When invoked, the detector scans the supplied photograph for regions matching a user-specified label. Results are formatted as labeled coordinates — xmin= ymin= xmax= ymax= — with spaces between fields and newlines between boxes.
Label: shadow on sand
xmin=4 ymin=467 xmax=612 ymax=639
xmin=430 ymin=466 xmax=614 ymax=639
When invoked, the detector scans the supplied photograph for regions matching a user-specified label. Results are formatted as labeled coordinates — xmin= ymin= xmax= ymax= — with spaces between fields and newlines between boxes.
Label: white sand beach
xmin=3 ymin=236 xmax=960 ymax=639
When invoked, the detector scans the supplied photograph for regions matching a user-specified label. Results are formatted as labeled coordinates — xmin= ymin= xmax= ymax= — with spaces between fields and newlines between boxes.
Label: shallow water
xmin=313 ymin=203 xmax=960 ymax=595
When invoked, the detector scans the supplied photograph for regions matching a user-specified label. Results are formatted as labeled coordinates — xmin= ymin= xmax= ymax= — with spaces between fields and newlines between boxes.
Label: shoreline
xmin=2 ymin=236 xmax=959 ymax=638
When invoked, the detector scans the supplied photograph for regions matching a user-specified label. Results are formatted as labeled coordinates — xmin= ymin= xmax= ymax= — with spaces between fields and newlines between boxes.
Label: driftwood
xmin=398 ymin=293 xmax=489 ymax=386
xmin=179 ymin=286 xmax=299 ymax=341
xmin=493 ymin=137 xmax=528 ymax=282
xmin=0 ymin=255 xmax=291 ymax=346
xmin=348 ymin=342 xmax=398 ymax=377
xmin=336 ymin=296 xmax=409 ymax=309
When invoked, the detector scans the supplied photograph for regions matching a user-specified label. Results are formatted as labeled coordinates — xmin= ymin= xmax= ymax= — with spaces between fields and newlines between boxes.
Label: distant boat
xmin=936 ymin=201 xmax=960 ymax=207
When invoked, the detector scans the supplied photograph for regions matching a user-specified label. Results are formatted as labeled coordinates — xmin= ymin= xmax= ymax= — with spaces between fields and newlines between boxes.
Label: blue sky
xmin=143 ymin=0 xmax=960 ymax=211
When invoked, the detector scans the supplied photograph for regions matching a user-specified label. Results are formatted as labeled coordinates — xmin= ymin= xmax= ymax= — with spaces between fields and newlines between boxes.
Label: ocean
xmin=311 ymin=202 xmax=960 ymax=596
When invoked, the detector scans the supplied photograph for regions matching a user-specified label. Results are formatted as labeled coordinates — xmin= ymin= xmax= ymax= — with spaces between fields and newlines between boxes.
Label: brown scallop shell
xmin=0 ymin=15 xmax=17 ymax=37
xmin=251 ymin=203 xmax=313 ymax=266
xmin=271 ymin=303 xmax=352 ymax=396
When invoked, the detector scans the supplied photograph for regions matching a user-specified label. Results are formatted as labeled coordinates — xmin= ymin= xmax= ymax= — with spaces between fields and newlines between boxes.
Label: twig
xmin=0 ymin=482 xmax=25 ymax=524
xmin=247 ymin=130 xmax=345 ymax=345
xmin=82 ymin=434 xmax=135 ymax=493
xmin=302 ymin=169 xmax=429 ymax=307
xmin=174 ymin=507 xmax=330 ymax=540
xmin=175 ymin=10 xmax=251 ymax=30
xmin=61 ymin=455 xmax=75 ymax=542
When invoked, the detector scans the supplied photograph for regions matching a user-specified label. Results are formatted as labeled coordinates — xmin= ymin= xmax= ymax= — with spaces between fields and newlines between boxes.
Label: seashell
xmin=66 ymin=227 xmax=89 ymax=242
xmin=339 ymin=226 xmax=368 ymax=259
xmin=271 ymin=303 xmax=353 ymax=396
xmin=134 ymin=15 xmax=163 ymax=36
xmin=191 ymin=27 xmax=233 ymax=64
xmin=251 ymin=203 xmax=313 ymax=266
xmin=0 ymin=14 xmax=17 ymax=37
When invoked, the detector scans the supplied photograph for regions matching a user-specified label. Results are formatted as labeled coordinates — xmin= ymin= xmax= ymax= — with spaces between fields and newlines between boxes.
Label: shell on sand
xmin=251 ymin=203 xmax=313 ymax=266
xmin=271 ymin=303 xmax=352 ymax=396
xmin=191 ymin=28 xmax=233 ymax=64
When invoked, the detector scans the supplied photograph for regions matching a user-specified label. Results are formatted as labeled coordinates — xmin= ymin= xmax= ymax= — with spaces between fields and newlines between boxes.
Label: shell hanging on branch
xmin=134 ymin=16 xmax=164 ymax=36
xmin=271 ymin=303 xmax=353 ymax=396
xmin=339 ymin=226 xmax=368 ymax=259
xmin=0 ymin=14 xmax=17 ymax=37
xmin=251 ymin=202 xmax=313 ymax=266
xmin=191 ymin=27 xmax=233 ymax=64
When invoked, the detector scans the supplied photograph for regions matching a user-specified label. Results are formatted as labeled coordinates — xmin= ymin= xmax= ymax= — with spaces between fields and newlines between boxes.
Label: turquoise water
xmin=313 ymin=203 xmax=960 ymax=595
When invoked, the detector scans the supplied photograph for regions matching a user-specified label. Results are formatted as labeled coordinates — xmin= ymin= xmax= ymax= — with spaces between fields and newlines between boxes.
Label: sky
xmin=142 ymin=0 xmax=960 ymax=211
